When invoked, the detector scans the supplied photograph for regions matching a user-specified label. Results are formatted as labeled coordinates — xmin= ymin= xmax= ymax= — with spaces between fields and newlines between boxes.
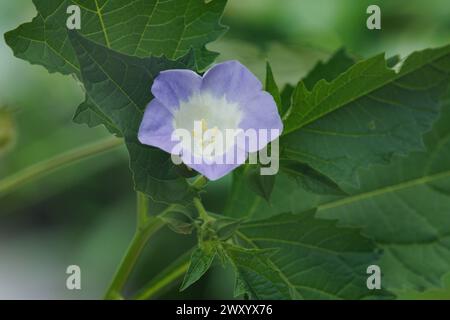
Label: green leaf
xmin=265 ymin=62 xmax=282 ymax=112
xmin=224 ymin=245 xmax=293 ymax=299
xmin=302 ymin=48 xmax=355 ymax=90
xmin=281 ymin=45 xmax=450 ymax=187
xmin=232 ymin=211 xmax=392 ymax=299
xmin=68 ymin=31 xmax=195 ymax=204
xmin=160 ymin=204 xmax=196 ymax=235
xmin=227 ymin=100 xmax=450 ymax=292
xmin=4 ymin=0 xmax=227 ymax=74
xmin=5 ymin=0 xmax=228 ymax=131
xmin=211 ymin=216 xmax=244 ymax=241
xmin=73 ymin=96 xmax=122 ymax=136
xmin=280 ymin=84 xmax=295 ymax=118
xmin=280 ymin=160 xmax=346 ymax=196
xmin=244 ymin=166 xmax=276 ymax=202
xmin=180 ymin=244 xmax=217 ymax=291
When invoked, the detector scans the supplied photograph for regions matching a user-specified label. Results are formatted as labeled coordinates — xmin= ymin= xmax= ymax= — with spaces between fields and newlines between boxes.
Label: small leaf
xmin=223 ymin=244 xmax=288 ymax=299
xmin=0 ymin=108 xmax=15 ymax=155
xmin=160 ymin=205 xmax=196 ymax=235
xmin=180 ymin=244 xmax=217 ymax=291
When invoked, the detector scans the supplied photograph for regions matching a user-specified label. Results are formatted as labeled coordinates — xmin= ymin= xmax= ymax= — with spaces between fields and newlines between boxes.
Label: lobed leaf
xmin=281 ymin=45 xmax=450 ymax=188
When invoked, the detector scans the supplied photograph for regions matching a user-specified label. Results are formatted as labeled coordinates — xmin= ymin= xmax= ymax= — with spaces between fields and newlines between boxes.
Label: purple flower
xmin=138 ymin=61 xmax=283 ymax=181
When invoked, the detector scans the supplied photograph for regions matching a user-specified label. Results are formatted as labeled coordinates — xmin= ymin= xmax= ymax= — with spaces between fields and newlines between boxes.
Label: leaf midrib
xmin=318 ymin=168 xmax=450 ymax=212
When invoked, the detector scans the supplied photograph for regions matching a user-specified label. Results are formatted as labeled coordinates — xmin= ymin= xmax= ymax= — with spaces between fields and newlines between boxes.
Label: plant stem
xmin=104 ymin=194 xmax=164 ymax=300
xmin=136 ymin=192 xmax=150 ymax=227
xmin=0 ymin=137 xmax=122 ymax=196
xmin=193 ymin=197 xmax=210 ymax=222
xmin=133 ymin=249 xmax=193 ymax=300
xmin=191 ymin=175 xmax=208 ymax=190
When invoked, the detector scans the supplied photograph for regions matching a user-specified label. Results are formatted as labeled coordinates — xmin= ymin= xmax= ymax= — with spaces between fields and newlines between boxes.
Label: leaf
xmin=232 ymin=211 xmax=392 ymax=299
xmin=4 ymin=0 xmax=227 ymax=74
xmin=226 ymin=99 xmax=450 ymax=292
xmin=5 ymin=0 xmax=228 ymax=131
xmin=244 ymin=166 xmax=276 ymax=202
xmin=211 ymin=216 xmax=244 ymax=241
xmin=280 ymin=160 xmax=346 ymax=196
xmin=160 ymin=204 xmax=196 ymax=235
xmin=68 ymin=31 xmax=195 ymax=204
xmin=302 ymin=48 xmax=356 ymax=90
xmin=180 ymin=244 xmax=217 ymax=291
xmin=280 ymin=84 xmax=295 ymax=117
xmin=223 ymin=244 xmax=291 ymax=299
xmin=265 ymin=62 xmax=282 ymax=112
xmin=0 ymin=108 xmax=16 ymax=156
xmin=281 ymin=45 xmax=450 ymax=187
xmin=73 ymin=96 xmax=122 ymax=136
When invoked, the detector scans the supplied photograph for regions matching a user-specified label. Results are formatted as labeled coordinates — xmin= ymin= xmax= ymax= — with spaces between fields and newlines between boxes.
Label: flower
xmin=138 ymin=61 xmax=283 ymax=181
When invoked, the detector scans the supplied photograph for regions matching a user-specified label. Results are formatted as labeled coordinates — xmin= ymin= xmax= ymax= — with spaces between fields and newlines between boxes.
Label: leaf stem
xmin=0 ymin=137 xmax=122 ymax=197
xmin=104 ymin=194 xmax=164 ymax=300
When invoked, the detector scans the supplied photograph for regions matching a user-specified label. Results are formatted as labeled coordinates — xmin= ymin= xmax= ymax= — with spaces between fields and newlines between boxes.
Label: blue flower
xmin=138 ymin=61 xmax=283 ymax=180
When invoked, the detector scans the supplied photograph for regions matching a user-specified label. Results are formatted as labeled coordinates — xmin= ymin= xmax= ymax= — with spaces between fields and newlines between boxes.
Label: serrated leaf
xmin=302 ymin=48 xmax=355 ymax=90
xmin=68 ymin=31 xmax=195 ymax=204
xmin=265 ymin=62 xmax=282 ymax=112
xmin=232 ymin=211 xmax=392 ymax=299
xmin=5 ymin=0 xmax=228 ymax=131
xmin=244 ymin=166 xmax=276 ymax=202
xmin=180 ymin=245 xmax=217 ymax=291
xmin=281 ymin=45 xmax=450 ymax=187
xmin=226 ymin=99 xmax=450 ymax=292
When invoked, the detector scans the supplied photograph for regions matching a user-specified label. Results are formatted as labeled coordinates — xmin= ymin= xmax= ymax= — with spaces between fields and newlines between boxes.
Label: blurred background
xmin=1 ymin=0 xmax=449 ymax=299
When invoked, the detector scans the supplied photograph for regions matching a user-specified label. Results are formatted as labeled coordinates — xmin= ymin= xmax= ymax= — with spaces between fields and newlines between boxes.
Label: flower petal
xmin=151 ymin=69 xmax=202 ymax=113
xmin=138 ymin=99 xmax=177 ymax=153
xmin=239 ymin=92 xmax=283 ymax=152
xmin=201 ymin=61 xmax=262 ymax=104
xmin=181 ymin=148 xmax=248 ymax=181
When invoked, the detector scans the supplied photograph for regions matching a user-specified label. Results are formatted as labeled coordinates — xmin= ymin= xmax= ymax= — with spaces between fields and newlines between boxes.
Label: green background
xmin=0 ymin=0 xmax=449 ymax=299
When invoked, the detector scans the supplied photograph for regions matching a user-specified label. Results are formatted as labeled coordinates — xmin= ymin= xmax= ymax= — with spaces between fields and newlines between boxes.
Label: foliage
xmin=4 ymin=0 xmax=450 ymax=300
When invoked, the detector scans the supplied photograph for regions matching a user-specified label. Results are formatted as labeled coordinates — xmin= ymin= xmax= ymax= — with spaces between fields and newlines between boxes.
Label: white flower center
xmin=173 ymin=92 xmax=243 ymax=158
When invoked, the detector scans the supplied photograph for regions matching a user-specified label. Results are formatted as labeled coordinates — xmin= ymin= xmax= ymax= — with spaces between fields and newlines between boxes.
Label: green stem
xmin=0 ymin=137 xmax=122 ymax=196
xmin=104 ymin=194 xmax=164 ymax=300
xmin=136 ymin=192 xmax=150 ymax=227
xmin=133 ymin=249 xmax=193 ymax=300
xmin=193 ymin=197 xmax=210 ymax=222
xmin=191 ymin=175 xmax=208 ymax=190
